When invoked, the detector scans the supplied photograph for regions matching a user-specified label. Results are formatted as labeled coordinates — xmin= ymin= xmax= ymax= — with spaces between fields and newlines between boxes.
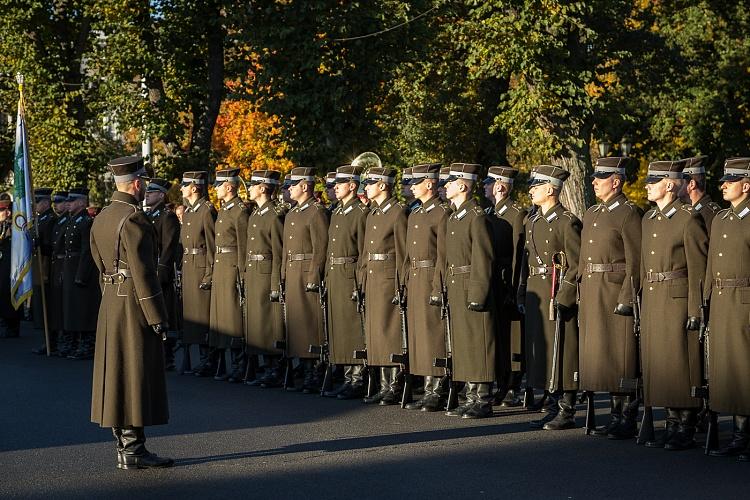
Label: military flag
xmin=10 ymin=74 xmax=34 ymax=309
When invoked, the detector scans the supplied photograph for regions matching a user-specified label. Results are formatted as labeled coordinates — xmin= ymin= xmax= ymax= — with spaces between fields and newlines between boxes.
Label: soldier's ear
xmin=742 ymin=181 xmax=750 ymax=193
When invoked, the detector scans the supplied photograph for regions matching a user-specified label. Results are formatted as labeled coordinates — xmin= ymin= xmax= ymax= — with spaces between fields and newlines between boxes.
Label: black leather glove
xmin=74 ymin=280 xmax=86 ymax=288
xmin=686 ymin=316 xmax=700 ymax=331
xmin=269 ymin=290 xmax=280 ymax=302
xmin=429 ymin=295 xmax=442 ymax=307
xmin=151 ymin=323 xmax=168 ymax=339
xmin=305 ymin=282 xmax=319 ymax=293
xmin=199 ymin=281 xmax=211 ymax=290
xmin=613 ymin=303 xmax=634 ymax=316
xmin=517 ymin=304 xmax=526 ymax=315
xmin=467 ymin=302 xmax=485 ymax=312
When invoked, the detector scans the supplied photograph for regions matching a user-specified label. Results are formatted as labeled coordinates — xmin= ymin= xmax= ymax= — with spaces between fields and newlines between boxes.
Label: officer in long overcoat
xmin=484 ymin=166 xmax=527 ymax=407
xmin=90 ymin=155 xmax=172 ymax=469
xmin=704 ymin=158 xmax=750 ymax=461
xmin=519 ymin=165 xmax=581 ymax=430
xmin=359 ymin=167 xmax=408 ymax=405
xmin=439 ymin=163 xmax=496 ymax=419
xmin=323 ymin=165 xmax=369 ymax=399
xmin=145 ymin=179 xmax=181 ymax=371
xmin=179 ymin=171 xmax=216 ymax=375
xmin=640 ymin=160 xmax=708 ymax=451
xmin=208 ymin=168 xmax=250 ymax=382
xmin=401 ymin=164 xmax=450 ymax=412
xmin=578 ymin=157 xmax=643 ymax=439
xmin=48 ymin=192 xmax=70 ymax=354
xmin=243 ymin=169 xmax=285 ymax=388
xmin=280 ymin=167 xmax=329 ymax=392
xmin=31 ymin=188 xmax=58 ymax=352
xmin=63 ymin=188 xmax=100 ymax=359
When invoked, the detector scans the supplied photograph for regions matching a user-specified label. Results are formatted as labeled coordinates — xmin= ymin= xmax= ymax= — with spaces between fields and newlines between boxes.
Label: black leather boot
xmin=113 ymin=427 xmax=124 ymax=469
xmin=447 ymin=382 xmax=477 ymax=417
xmin=463 ymin=383 xmax=494 ymax=419
xmin=325 ymin=365 xmax=353 ymax=397
xmin=363 ymin=368 xmax=391 ymax=404
xmin=193 ymin=345 xmax=214 ymax=377
xmin=66 ymin=332 xmax=81 ymax=359
xmin=405 ymin=376 xmax=434 ymax=410
xmin=500 ymin=388 xmax=523 ymax=408
xmin=665 ymin=408 xmax=698 ymax=451
xmin=380 ymin=367 xmax=401 ymax=405
xmin=227 ymin=348 xmax=246 ymax=383
xmin=301 ymin=359 xmax=321 ymax=394
xmin=178 ymin=343 xmax=193 ymax=375
xmin=213 ymin=349 xmax=228 ymax=381
xmin=593 ymin=394 xmax=624 ymax=436
xmin=645 ymin=408 xmax=680 ymax=448
xmin=543 ymin=391 xmax=577 ymax=430
xmin=120 ymin=427 xmax=174 ymax=469
xmin=338 ymin=365 xmax=366 ymax=399
xmin=530 ymin=392 xmax=560 ymax=428
xmin=608 ymin=394 xmax=639 ymax=440
xmin=709 ymin=415 xmax=749 ymax=457
xmin=260 ymin=357 xmax=284 ymax=388
xmin=422 ymin=376 xmax=447 ymax=412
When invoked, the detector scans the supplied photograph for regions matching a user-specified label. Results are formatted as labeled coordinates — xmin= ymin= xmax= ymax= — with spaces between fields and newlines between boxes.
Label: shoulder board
xmin=357 ymin=204 xmax=368 ymax=213
xmin=718 ymin=208 xmax=732 ymax=219
xmin=681 ymin=205 xmax=694 ymax=213
xmin=472 ymin=205 xmax=485 ymax=215
xmin=454 ymin=208 xmax=468 ymax=220
xmin=258 ymin=206 xmax=270 ymax=216
xmin=224 ymin=202 xmax=236 ymax=210
xmin=707 ymin=201 xmax=721 ymax=213
xmin=562 ymin=210 xmax=577 ymax=220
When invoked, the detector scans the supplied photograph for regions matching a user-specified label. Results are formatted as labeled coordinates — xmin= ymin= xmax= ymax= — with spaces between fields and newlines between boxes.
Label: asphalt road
xmin=0 ymin=324 xmax=746 ymax=499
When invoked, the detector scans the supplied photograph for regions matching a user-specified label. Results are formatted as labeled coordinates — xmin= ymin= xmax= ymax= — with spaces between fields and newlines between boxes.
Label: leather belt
xmin=368 ymin=253 xmax=393 ymax=261
xmin=529 ymin=265 xmax=550 ymax=276
xmin=411 ymin=259 xmax=435 ymax=269
xmin=586 ymin=262 xmax=627 ymax=273
xmin=216 ymin=246 xmax=237 ymax=254
xmin=331 ymin=256 xmax=357 ymax=265
xmin=713 ymin=278 xmax=750 ymax=288
xmin=288 ymin=253 xmax=313 ymax=261
xmin=102 ymin=269 xmax=132 ymax=284
xmin=448 ymin=264 xmax=471 ymax=276
xmin=247 ymin=254 xmax=271 ymax=261
xmin=184 ymin=248 xmax=206 ymax=255
xmin=646 ymin=269 xmax=688 ymax=283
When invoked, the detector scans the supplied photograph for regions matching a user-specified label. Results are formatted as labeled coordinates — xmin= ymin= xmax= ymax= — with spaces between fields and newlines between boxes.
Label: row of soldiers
xmin=155 ymin=155 xmax=750 ymax=461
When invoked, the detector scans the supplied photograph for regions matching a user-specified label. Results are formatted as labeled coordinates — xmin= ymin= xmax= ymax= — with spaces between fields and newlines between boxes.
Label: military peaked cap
xmin=363 ymin=167 xmax=397 ymax=185
xmin=592 ymin=157 xmax=630 ymax=179
xmin=107 ymin=156 xmax=147 ymax=183
xmin=682 ymin=155 xmax=708 ymax=176
xmin=529 ymin=165 xmax=570 ymax=187
xmin=68 ymin=187 xmax=89 ymax=200
xmin=214 ymin=168 xmax=242 ymax=186
xmin=401 ymin=167 xmax=413 ymax=185
xmin=335 ymin=165 xmax=364 ymax=183
xmin=34 ymin=188 xmax=53 ymax=199
xmin=484 ymin=166 xmax=518 ymax=185
xmin=146 ymin=178 xmax=171 ymax=193
xmin=181 ymin=171 xmax=208 ymax=186
xmin=719 ymin=157 xmax=750 ymax=182
xmin=409 ymin=163 xmax=441 ymax=185
xmin=249 ymin=169 xmax=281 ymax=185
xmin=53 ymin=191 xmax=68 ymax=203
xmin=645 ymin=160 xmax=686 ymax=184
xmin=447 ymin=163 xmax=482 ymax=182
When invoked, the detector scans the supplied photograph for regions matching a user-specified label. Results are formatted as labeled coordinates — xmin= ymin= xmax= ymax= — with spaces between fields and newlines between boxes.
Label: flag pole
xmin=16 ymin=74 xmax=51 ymax=355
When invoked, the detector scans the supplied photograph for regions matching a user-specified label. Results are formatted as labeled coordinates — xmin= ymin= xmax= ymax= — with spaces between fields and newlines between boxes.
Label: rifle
xmin=173 ymin=263 xmax=191 ymax=375
xmin=691 ymin=280 xmax=718 ymax=454
xmin=547 ymin=251 xmax=567 ymax=393
xmin=308 ymin=279 xmax=332 ymax=396
xmin=390 ymin=270 xmax=412 ymax=408
xmin=433 ymin=277 xmax=457 ymax=410
xmin=352 ymin=269 xmax=374 ymax=396
xmin=235 ymin=268 xmax=246 ymax=307
xmin=619 ymin=276 xmax=654 ymax=444
xmin=274 ymin=279 xmax=293 ymax=389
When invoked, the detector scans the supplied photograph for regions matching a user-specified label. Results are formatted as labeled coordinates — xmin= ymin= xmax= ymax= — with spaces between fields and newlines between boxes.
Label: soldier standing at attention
xmin=578 ymin=157 xmax=643 ymax=439
xmin=640 ymin=160 xmax=708 ymax=451
xmin=48 ymin=192 xmax=70 ymax=355
xmin=400 ymin=164 xmax=451 ymax=411
xmin=401 ymin=167 xmax=421 ymax=213
xmin=209 ymin=168 xmax=250 ymax=382
xmin=325 ymin=172 xmax=338 ymax=214
xmin=484 ymin=166 xmax=527 ymax=408
xmin=90 ymin=155 xmax=172 ymax=469
xmin=322 ymin=165 xmax=369 ymax=399
xmin=704 ymin=158 xmax=750 ymax=461
xmin=437 ymin=167 xmax=450 ymax=203
xmin=281 ymin=167 xmax=329 ymax=392
xmin=439 ymin=163 xmax=496 ymax=419
xmin=31 ymin=188 xmax=58 ymax=353
xmin=63 ymin=188 xmax=100 ymax=360
xmin=360 ymin=167 xmax=408 ymax=405
xmin=519 ymin=166 xmax=581 ymax=430
xmin=243 ymin=170 xmax=285 ymax=388
xmin=0 ymin=199 xmax=19 ymax=338
xmin=144 ymin=179 xmax=181 ymax=371
xmin=179 ymin=172 xmax=216 ymax=376
xmin=680 ymin=155 xmax=722 ymax=233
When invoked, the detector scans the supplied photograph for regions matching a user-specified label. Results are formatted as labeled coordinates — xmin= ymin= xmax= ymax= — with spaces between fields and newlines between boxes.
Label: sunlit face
xmin=721 ymin=179 xmax=750 ymax=204
xmin=144 ymin=190 xmax=163 ymax=207
xmin=215 ymin=182 xmax=228 ymax=200
xmin=180 ymin=183 xmax=194 ymax=199
xmin=492 ymin=181 xmax=511 ymax=201
xmin=445 ymin=179 xmax=462 ymax=201
xmin=529 ymin=183 xmax=552 ymax=206
xmin=288 ymin=181 xmax=310 ymax=203
xmin=645 ymin=178 xmax=669 ymax=203
xmin=247 ymin=183 xmax=260 ymax=202
xmin=592 ymin=175 xmax=618 ymax=202
xmin=334 ymin=181 xmax=355 ymax=200
xmin=363 ymin=182 xmax=381 ymax=200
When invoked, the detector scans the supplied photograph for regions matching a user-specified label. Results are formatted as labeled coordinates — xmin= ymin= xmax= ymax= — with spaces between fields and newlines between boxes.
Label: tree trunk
xmin=554 ymin=139 xmax=594 ymax=219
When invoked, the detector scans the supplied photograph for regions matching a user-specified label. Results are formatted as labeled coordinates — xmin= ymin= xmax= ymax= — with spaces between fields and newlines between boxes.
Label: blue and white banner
xmin=10 ymin=74 xmax=34 ymax=309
